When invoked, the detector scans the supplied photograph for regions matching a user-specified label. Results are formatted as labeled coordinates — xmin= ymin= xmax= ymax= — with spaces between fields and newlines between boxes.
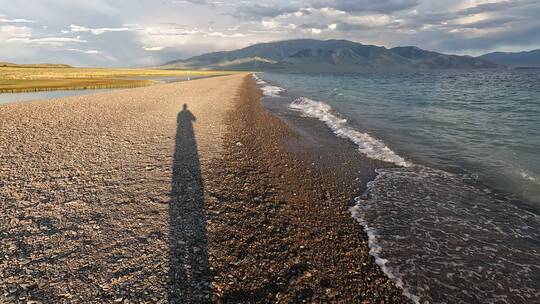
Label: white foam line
xmin=519 ymin=170 xmax=538 ymax=183
xmin=350 ymin=176 xmax=421 ymax=304
xmin=252 ymin=73 xmax=284 ymax=97
xmin=289 ymin=97 xmax=410 ymax=166
xmin=254 ymin=73 xmax=419 ymax=300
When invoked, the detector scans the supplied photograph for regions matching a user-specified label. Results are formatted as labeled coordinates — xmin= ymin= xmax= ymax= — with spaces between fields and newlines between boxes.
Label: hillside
xmin=161 ymin=39 xmax=500 ymax=71
xmin=0 ymin=62 xmax=72 ymax=68
xmin=479 ymin=49 xmax=540 ymax=68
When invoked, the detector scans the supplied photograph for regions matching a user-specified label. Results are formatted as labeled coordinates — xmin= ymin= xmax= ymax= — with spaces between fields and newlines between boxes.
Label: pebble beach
xmin=0 ymin=74 xmax=408 ymax=303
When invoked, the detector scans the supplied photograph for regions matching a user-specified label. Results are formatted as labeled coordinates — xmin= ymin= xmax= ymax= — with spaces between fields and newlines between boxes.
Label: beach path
xmin=0 ymin=74 xmax=246 ymax=303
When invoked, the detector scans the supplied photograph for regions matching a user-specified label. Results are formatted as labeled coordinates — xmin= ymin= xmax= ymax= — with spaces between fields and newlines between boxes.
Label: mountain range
xmin=161 ymin=39 xmax=502 ymax=71
xmin=479 ymin=49 xmax=540 ymax=68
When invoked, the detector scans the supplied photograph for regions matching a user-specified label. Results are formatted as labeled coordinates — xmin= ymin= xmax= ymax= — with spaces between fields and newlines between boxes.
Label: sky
xmin=1 ymin=0 xmax=539 ymax=67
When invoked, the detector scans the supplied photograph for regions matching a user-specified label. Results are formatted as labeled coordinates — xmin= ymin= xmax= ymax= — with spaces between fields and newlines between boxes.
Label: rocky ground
xmin=0 ymin=74 xmax=241 ymax=303
xmin=203 ymin=77 xmax=408 ymax=303
xmin=0 ymin=74 xmax=409 ymax=303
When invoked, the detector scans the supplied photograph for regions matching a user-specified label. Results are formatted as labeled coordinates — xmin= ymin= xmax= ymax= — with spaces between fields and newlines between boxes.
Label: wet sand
xmin=0 ymin=74 xmax=408 ymax=303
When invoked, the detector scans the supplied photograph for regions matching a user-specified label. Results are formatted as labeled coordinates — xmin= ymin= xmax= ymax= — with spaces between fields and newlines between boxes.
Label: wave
xmin=349 ymin=195 xmax=421 ymax=304
xmin=253 ymin=73 xmax=284 ymax=97
xmin=254 ymin=73 xmax=418 ymax=301
xmin=351 ymin=166 xmax=540 ymax=303
xmin=519 ymin=170 xmax=538 ymax=182
xmin=252 ymin=73 xmax=265 ymax=85
xmin=255 ymin=72 xmax=540 ymax=303
xmin=289 ymin=97 xmax=410 ymax=166
xmin=260 ymin=85 xmax=284 ymax=97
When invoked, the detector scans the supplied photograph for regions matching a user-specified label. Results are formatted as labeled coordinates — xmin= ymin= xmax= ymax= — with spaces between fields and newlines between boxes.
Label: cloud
xmin=233 ymin=5 xmax=300 ymax=20
xmin=298 ymin=23 xmax=332 ymax=30
xmin=9 ymin=36 xmax=88 ymax=46
xmin=172 ymin=0 xmax=231 ymax=8
xmin=207 ymin=31 xmax=247 ymax=37
xmin=1 ymin=0 xmax=540 ymax=66
xmin=462 ymin=0 xmax=526 ymax=15
xmin=0 ymin=17 xmax=37 ymax=23
xmin=135 ymin=23 xmax=253 ymax=50
xmin=314 ymin=0 xmax=419 ymax=13
xmin=65 ymin=24 xmax=132 ymax=35
xmin=0 ymin=25 xmax=33 ymax=38
xmin=335 ymin=22 xmax=372 ymax=31
xmin=457 ymin=16 xmax=516 ymax=30
xmin=65 ymin=47 xmax=119 ymax=62
xmin=143 ymin=46 xmax=166 ymax=51
xmin=67 ymin=48 xmax=104 ymax=55
xmin=0 ymin=25 xmax=86 ymax=47
xmin=172 ymin=0 xmax=207 ymax=4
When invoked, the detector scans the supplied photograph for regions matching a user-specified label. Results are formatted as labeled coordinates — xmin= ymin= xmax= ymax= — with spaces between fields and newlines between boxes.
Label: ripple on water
xmin=351 ymin=166 xmax=540 ymax=303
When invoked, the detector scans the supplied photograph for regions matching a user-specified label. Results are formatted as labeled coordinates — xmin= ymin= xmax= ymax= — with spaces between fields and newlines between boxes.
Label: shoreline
xmin=0 ymin=73 xmax=409 ymax=303
xmin=257 ymin=71 xmax=540 ymax=208
xmin=203 ymin=76 xmax=408 ymax=302
xmin=255 ymin=74 xmax=540 ymax=302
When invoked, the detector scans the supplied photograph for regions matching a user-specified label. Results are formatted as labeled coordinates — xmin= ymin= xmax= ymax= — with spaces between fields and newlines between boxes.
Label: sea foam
xmin=349 ymin=194 xmax=421 ymax=304
xmin=351 ymin=166 xmax=540 ymax=303
xmin=289 ymin=97 xmax=410 ymax=166
xmin=253 ymin=73 xmax=284 ymax=97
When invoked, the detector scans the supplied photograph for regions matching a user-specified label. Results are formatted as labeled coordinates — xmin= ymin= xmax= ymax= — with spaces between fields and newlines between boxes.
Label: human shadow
xmin=168 ymin=104 xmax=212 ymax=303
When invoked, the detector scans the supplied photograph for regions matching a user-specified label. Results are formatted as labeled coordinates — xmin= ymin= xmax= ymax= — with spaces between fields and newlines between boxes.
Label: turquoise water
xmin=256 ymin=71 xmax=540 ymax=303
xmin=262 ymin=70 xmax=540 ymax=206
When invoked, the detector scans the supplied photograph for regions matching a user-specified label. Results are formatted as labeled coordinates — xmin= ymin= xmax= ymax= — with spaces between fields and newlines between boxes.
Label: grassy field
xmin=0 ymin=65 xmax=231 ymax=93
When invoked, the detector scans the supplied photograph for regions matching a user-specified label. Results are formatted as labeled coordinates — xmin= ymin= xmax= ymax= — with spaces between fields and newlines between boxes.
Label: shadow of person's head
xmin=178 ymin=103 xmax=196 ymax=125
